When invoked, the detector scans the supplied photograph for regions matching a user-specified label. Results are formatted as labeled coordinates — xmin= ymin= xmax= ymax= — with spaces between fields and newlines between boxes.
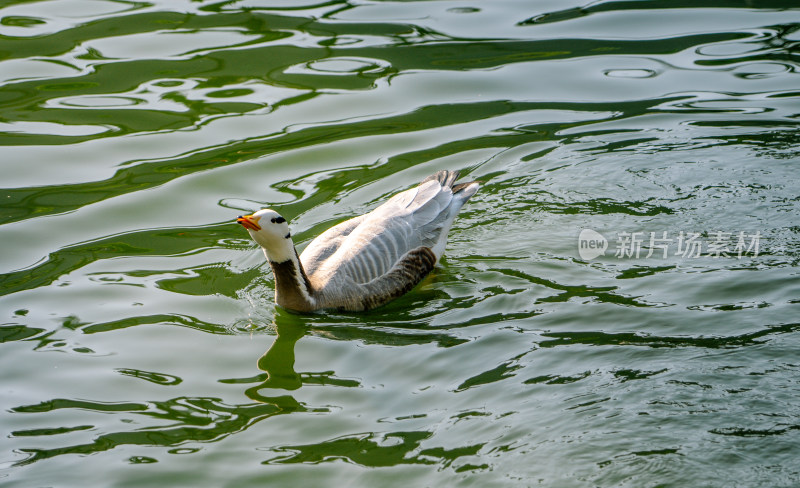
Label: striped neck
xmin=268 ymin=249 xmax=316 ymax=312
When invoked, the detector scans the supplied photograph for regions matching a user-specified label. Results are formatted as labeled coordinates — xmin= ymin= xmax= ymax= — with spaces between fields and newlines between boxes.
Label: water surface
xmin=1 ymin=0 xmax=799 ymax=486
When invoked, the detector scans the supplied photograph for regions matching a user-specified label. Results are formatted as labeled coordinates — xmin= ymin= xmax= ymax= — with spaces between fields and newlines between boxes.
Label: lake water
xmin=1 ymin=0 xmax=799 ymax=486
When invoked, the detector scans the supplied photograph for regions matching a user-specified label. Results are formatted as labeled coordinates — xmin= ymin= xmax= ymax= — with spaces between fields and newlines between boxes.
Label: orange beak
xmin=236 ymin=214 xmax=262 ymax=231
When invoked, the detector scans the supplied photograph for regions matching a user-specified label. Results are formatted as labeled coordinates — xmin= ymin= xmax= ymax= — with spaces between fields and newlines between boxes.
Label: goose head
xmin=236 ymin=209 xmax=295 ymax=263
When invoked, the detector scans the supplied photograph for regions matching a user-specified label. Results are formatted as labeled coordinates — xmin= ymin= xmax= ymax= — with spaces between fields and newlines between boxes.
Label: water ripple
xmin=1 ymin=0 xmax=799 ymax=486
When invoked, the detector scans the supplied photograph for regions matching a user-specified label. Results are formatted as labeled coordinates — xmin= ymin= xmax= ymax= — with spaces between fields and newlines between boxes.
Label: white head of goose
xmin=237 ymin=170 xmax=479 ymax=312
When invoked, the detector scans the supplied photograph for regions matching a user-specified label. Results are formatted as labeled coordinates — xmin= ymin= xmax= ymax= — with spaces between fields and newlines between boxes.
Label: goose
xmin=236 ymin=170 xmax=479 ymax=312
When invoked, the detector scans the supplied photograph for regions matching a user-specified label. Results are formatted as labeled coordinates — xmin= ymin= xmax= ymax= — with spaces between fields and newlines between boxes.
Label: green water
xmin=1 ymin=0 xmax=799 ymax=486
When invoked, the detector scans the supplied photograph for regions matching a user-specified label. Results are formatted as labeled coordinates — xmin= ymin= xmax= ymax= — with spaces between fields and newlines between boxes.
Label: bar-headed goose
xmin=237 ymin=170 xmax=479 ymax=312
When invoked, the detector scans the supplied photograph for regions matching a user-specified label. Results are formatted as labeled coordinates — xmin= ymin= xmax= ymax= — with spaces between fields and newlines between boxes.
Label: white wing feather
xmin=300 ymin=214 xmax=367 ymax=276
xmin=301 ymin=180 xmax=446 ymax=283
xmin=301 ymin=174 xmax=478 ymax=290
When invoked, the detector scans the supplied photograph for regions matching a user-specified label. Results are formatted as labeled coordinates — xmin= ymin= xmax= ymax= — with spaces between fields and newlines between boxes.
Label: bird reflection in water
xmin=244 ymin=314 xmax=359 ymax=404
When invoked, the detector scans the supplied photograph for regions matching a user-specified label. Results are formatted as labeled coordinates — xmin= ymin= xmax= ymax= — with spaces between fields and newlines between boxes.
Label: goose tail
xmin=422 ymin=170 xmax=479 ymax=197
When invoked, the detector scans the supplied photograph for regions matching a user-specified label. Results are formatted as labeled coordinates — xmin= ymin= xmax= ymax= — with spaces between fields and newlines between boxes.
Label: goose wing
xmin=333 ymin=246 xmax=437 ymax=311
xmin=300 ymin=214 xmax=368 ymax=276
xmin=312 ymin=171 xmax=471 ymax=288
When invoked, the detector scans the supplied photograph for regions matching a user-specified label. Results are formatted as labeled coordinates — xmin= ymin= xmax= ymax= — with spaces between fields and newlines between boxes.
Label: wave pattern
xmin=1 ymin=0 xmax=799 ymax=486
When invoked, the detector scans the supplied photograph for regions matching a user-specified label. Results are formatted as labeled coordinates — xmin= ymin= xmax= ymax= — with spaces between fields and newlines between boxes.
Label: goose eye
xmin=272 ymin=216 xmax=286 ymax=224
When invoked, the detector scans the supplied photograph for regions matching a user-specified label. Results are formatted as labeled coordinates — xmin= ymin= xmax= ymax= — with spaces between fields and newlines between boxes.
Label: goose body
xmin=237 ymin=170 xmax=479 ymax=312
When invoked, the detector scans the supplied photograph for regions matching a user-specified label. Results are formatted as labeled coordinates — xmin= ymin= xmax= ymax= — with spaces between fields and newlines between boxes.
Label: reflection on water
xmin=1 ymin=0 xmax=799 ymax=486
xmin=245 ymin=320 xmax=363 ymax=398
xmin=12 ymin=394 xmax=313 ymax=467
